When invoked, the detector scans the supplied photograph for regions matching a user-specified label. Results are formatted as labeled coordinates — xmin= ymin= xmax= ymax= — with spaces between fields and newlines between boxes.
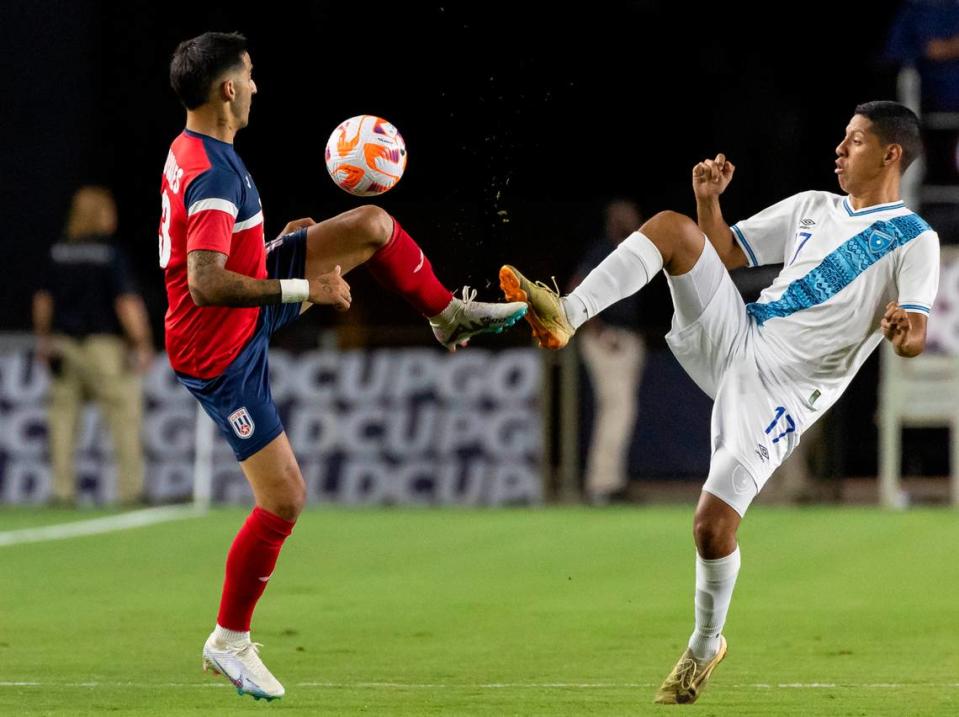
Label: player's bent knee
xmin=641 ymin=211 xmax=700 ymax=254
xmin=345 ymin=204 xmax=393 ymax=247
xmin=643 ymin=210 xmax=697 ymax=237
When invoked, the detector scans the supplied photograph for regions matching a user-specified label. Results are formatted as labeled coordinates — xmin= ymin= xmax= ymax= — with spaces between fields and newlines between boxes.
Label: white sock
xmin=428 ymin=296 xmax=459 ymax=326
xmin=687 ymin=546 xmax=741 ymax=662
xmin=564 ymin=231 xmax=663 ymax=330
xmin=213 ymin=624 xmax=251 ymax=645
xmin=561 ymin=294 xmax=589 ymax=328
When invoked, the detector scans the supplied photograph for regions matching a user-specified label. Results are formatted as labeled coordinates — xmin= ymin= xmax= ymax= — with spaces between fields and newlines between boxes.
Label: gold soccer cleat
xmin=498 ymin=265 xmax=575 ymax=349
xmin=653 ymin=636 xmax=727 ymax=705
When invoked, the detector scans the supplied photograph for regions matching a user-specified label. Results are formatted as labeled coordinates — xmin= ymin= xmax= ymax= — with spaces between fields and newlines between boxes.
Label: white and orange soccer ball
xmin=324 ymin=115 xmax=407 ymax=196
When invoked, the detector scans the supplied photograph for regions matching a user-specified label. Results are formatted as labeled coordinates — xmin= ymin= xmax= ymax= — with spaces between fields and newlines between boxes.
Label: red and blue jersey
xmin=159 ymin=129 xmax=266 ymax=378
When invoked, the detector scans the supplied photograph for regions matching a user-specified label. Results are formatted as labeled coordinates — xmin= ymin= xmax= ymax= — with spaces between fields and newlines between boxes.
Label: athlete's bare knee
xmin=342 ymin=205 xmax=392 ymax=248
xmin=642 ymin=210 xmax=696 ymax=237
xmin=693 ymin=504 xmax=739 ymax=559
xmin=265 ymin=464 xmax=306 ymax=521
xmin=641 ymin=211 xmax=699 ymax=257
xmin=269 ymin=484 xmax=305 ymax=522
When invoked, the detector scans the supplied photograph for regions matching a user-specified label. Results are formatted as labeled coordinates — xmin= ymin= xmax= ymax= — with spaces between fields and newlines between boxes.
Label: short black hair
xmin=854 ymin=100 xmax=922 ymax=173
xmin=170 ymin=32 xmax=248 ymax=110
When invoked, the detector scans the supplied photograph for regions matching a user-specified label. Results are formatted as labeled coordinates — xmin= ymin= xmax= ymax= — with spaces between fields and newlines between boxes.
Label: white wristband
xmin=280 ymin=278 xmax=310 ymax=303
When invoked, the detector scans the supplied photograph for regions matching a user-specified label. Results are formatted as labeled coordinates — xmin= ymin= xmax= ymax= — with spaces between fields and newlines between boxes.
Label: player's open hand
xmin=880 ymin=300 xmax=912 ymax=348
xmin=693 ymin=153 xmax=735 ymax=201
xmin=279 ymin=217 xmax=317 ymax=237
xmin=310 ymin=265 xmax=352 ymax=311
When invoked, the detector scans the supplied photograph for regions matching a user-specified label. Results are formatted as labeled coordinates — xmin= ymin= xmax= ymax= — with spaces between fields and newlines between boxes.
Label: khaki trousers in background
xmin=48 ymin=334 xmax=145 ymax=503
xmin=579 ymin=326 xmax=646 ymax=499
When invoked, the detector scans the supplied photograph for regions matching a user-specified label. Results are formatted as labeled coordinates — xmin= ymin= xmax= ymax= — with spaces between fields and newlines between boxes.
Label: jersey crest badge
xmin=229 ymin=407 xmax=256 ymax=439
xmin=867 ymin=228 xmax=896 ymax=254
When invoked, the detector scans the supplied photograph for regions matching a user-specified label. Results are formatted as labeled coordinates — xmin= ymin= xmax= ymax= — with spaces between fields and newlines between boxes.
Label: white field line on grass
xmin=0 ymin=505 xmax=206 ymax=548
xmin=2 ymin=681 xmax=959 ymax=690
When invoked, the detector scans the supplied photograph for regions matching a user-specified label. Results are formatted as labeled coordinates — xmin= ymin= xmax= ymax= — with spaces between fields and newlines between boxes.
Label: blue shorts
xmin=176 ymin=229 xmax=307 ymax=461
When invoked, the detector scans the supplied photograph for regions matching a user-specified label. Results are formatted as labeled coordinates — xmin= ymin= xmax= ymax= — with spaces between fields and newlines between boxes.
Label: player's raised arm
xmin=187 ymin=250 xmax=351 ymax=310
xmin=880 ymin=300 xmax=928 ymax=358
xmin=692 ymin=153 xmax=747 ymax=270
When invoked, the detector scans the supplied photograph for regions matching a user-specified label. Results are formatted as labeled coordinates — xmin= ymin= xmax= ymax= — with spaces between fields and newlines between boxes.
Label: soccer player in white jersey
xmin=500 ymin=101 xmax=939 ymax=704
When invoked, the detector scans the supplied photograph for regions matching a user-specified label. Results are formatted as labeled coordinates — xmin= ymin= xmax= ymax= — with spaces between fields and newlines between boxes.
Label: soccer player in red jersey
xmin=160 ymin=32 xmax=526 ymax=700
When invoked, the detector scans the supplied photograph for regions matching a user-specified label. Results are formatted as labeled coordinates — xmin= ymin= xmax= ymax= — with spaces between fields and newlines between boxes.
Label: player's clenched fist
xmin=310 ymin=265 xmax=352 ymax=311
xmin=693 ymin=153 xmax=736 ymax=201
xmin=880 ymin=300 xmax=911 ymax=346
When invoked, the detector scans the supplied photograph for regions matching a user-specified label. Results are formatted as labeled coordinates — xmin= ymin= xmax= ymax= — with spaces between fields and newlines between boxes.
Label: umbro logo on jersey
xmin=800 ymin=218 xmax=816 ymax=227
xmin=228 ymin=407 xmax=255 ymax=439
xmin=245 ymin=175 xmax=252 ymax=189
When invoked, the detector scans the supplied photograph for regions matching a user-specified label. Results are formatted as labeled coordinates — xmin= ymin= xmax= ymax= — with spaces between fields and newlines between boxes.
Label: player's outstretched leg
xmin=202 ymin=434 xmax=305 ymax=701
xmin=302 ymin=206 xmax=527 ymax=350
xmin=500 ymin=211 xmax=703 ymax=349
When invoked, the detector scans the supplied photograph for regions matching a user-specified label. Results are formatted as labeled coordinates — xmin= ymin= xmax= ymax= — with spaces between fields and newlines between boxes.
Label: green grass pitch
xmin=1 ymin=506 xmax=958 ymax=715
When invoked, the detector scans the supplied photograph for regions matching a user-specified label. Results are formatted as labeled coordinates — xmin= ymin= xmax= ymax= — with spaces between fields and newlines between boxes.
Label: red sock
xmin=216 ymin=507 xmax=295 ymax=631
xmin=366 ymin=217 xmax=453 ymax=316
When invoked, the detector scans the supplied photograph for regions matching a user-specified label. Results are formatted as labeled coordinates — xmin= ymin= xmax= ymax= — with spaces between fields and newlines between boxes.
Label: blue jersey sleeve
xmin=184 ymin=167 xmax=244 ymax=255
xmin=184 ymin=166 xmax=243 ymax=218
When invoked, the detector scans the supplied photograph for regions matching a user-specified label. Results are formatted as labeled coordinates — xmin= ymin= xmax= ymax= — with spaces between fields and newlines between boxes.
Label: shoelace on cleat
xmin=221 ymin=640 xmax=265 ymax=658
xmin=662 ymin=655 xmax=698 ymax=693
xmin=676 ymin=657 xmax=698 ymax=691
xmin=532 ymin=276 xmax=562 ymax=297
xmin=457 ymin=285 xmax=478 ymax=311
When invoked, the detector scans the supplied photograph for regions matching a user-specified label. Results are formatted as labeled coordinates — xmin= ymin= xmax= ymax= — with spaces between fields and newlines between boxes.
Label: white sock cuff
xmin=214 ymin=624 xmax=251 ymax=644
xmin=429 ymin=296 xmax=459 ymax=324
xmin=621 ymin=231 xmax=664 ymax=277
xmin=562 ymin=294 xmax=589 ymax=330
xmin=696 ymin=545 xmax=741 ymax=582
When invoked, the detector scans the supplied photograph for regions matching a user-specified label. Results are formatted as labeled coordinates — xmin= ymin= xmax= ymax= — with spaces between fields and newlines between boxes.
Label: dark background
xmin=2 ymin=0 xmax=942 ymax=478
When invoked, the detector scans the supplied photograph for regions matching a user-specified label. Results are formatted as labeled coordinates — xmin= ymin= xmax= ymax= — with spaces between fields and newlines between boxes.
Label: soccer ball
xmin=325 ymin=115 xmax=407 ymax=196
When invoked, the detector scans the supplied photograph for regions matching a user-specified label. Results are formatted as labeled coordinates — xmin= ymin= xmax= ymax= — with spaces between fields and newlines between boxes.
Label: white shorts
xmin=664 ymin=239 xmax=813 ymax=515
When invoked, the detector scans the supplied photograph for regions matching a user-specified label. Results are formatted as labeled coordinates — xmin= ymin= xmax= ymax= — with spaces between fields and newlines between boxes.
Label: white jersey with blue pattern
xmin=730 ymin=190 xmax=939 ymax=402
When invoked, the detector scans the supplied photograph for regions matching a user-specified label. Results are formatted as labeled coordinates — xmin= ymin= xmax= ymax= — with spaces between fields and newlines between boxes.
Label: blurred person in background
xmin=32 ymin=186 xmax=154 ymax=507
xmin=885 ymin=1 xmax=959 ymax=238
xmin=574 ymin=199 xmax=647 ymax=504
xmin=885 ymin=0 xmax=959 ymax=114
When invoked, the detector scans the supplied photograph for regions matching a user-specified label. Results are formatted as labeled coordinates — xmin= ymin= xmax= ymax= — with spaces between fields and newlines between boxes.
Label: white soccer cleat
xmin=202 ymin=632 xmax=285 ymax=701
xmin=430 ymin=286 xmax=528 ymax=351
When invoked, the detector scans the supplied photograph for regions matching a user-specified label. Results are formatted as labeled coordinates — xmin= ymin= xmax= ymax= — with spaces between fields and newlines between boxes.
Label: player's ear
xmin=220 ymin=78 xmax=236 ymax=103
xmin=884 ymin=143 xmax=902 ymax=167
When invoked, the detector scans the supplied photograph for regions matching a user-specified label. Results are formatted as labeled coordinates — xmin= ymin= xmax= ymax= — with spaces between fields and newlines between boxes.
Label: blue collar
xmin=842 ymin=197 xmax=906 ymax=217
